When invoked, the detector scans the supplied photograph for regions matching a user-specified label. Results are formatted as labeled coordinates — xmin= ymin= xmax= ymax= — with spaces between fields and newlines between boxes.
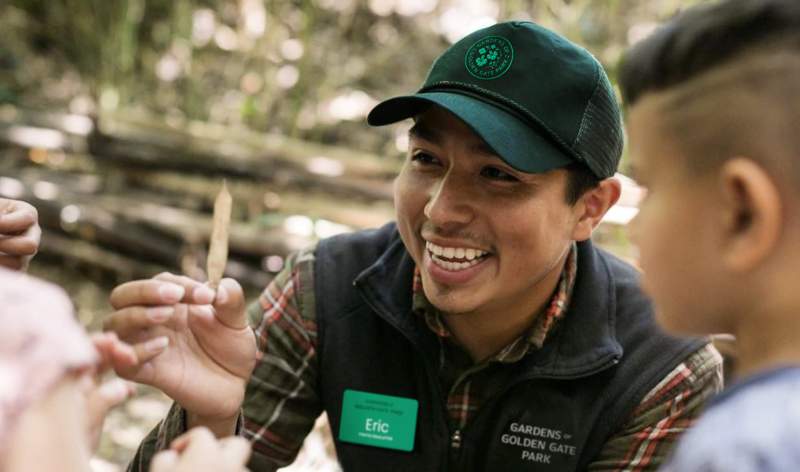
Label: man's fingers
xmin=110 ymin=280 xmax=185 ymax=309
xmin=103 ymin=305 xmax=175 ymax=338
xmin=212 ymin=278 xmax=248 ymax=329
xmin=154 ymin=272 xmax=216 ymax=305
xmin=109 ymin=273 xmax=217 ymax=311
xmin=93 ymin=330 xmax=167 ymax=377
xmin=105 ymin=337 xmax=166 ymax=383
xmin=0 ymin=201 xmax=37 ymax=234
xmin=130 ymin=336 xmax=171 ymax=364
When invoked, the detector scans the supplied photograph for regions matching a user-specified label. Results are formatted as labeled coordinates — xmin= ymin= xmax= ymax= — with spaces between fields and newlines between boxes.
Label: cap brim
xmin=367 ymin=92 xmax=573 ymax=174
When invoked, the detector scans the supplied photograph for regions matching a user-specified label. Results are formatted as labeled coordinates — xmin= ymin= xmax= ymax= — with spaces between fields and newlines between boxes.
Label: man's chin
xmin=422 ymin=284 xmax=480 ymax=316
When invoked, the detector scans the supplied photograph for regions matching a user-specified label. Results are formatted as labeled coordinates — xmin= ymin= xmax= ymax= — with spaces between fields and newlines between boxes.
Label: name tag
xmin=339 ymin=389 xmax=418 ymax=451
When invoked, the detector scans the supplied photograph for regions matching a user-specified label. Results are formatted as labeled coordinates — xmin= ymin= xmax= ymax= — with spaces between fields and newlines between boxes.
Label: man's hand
xmin=103 ymin=273 xmax=258 ymax=427
xmin=0 ymin=198 xmax=41 ymax=271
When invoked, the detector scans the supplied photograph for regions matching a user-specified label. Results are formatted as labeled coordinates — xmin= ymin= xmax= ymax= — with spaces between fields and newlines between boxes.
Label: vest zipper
xmin=451 ymin=429 xmax=462 ymax=449
xmin=449 ymin=429 xmax=464 ymax=469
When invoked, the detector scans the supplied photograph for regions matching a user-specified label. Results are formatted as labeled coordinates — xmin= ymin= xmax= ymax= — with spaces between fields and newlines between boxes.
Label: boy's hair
xmin=619 ymin=0 xmax=800 ymax=182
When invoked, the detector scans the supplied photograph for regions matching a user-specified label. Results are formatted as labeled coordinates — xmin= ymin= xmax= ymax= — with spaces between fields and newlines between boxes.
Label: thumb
xmin=212 ymin=278 xmax=248 ymax=329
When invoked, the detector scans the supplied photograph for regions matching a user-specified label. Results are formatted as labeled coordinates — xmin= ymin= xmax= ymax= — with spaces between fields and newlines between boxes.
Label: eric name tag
xmin=339 ymin=389 xmax=418 ymax=451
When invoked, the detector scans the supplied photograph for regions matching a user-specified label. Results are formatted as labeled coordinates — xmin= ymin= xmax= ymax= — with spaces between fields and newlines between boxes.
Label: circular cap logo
xmin=465 ymin=36 xmax=514 ymax=80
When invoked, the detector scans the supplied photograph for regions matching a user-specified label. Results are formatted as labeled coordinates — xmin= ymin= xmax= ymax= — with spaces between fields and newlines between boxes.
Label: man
xmin=107 ymin=21 xmax=721 ymax=471
xmin=0 ymin=197 xmax=40 ymax=271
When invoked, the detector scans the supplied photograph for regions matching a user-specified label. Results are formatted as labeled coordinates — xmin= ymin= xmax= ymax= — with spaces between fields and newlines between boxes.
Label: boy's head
xmin=621 ymin=0 xmax=800 ymax=335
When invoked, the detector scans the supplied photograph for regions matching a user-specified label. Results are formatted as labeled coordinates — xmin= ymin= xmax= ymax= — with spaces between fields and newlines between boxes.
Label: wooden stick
xmin=207 ymin=180 xmax=232 ymax=289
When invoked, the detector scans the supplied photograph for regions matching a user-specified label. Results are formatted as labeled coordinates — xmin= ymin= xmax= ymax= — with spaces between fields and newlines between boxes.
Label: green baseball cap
xmin=367 ymin=21 xmax=623 ymax=179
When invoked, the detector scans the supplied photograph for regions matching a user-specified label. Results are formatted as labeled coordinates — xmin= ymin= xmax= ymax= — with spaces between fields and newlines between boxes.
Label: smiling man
xmin=110 ymin=21 xmax=721 ymax=472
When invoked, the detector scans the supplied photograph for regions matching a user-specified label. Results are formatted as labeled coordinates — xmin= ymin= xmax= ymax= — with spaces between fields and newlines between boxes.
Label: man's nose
xmin=423 ymin=173 xmax=474 ymax=227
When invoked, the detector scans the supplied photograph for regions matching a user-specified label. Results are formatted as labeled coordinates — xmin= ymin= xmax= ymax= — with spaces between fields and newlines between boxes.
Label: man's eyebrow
xmin=470 ymin=139 xmax=499 ymax=158
xmin=409 ymin=120 xmax=501 ymax=158
xmin=408 ymin=121 xmax=440 ymax=143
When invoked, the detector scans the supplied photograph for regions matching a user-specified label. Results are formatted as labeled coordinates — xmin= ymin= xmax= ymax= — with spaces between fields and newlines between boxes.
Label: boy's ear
xmin=719 ymin=157 xmax=782 ymax=271
xmin=571 ymin=177 xmax=621 ymax=241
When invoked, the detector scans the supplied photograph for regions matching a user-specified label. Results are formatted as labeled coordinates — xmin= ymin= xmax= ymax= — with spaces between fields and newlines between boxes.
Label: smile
xmin=425 ymin=241 xmax=490 ymax=271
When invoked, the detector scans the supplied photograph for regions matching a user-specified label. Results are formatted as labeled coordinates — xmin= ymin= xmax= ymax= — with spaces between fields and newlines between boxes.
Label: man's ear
xmin=719 ymin=157 xmax=782 ymax=272
xmin=571 ymin=177 xmax=622 ymax=241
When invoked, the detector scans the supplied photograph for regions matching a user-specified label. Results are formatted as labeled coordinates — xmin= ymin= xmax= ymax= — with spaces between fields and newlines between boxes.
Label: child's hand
xmin=150 ymin=427 xmax=251 ymax=472
xmin=83 ymin=332 xmax=137 ymax=451
xmin=0 ymin=198 xmax=41 ymax=271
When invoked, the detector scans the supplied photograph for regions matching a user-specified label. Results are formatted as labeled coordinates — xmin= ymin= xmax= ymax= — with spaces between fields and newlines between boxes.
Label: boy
xmin=620 ymin=0 xmax=800 ymax=469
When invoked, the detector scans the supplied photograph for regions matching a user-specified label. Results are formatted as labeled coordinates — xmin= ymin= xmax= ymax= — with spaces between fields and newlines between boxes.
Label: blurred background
xmin=1 ymin=0 xmax=709 ymax=470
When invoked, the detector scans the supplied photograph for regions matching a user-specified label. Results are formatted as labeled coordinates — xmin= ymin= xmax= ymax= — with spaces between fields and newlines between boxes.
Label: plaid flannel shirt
xmin=128 ymin=244 xmax=722 ymax=472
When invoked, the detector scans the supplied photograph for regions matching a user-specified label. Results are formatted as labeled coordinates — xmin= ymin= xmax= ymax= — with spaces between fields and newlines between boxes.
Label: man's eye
xmin=411 ymin=152 xmax=439 ymax=165
xmin=481 ymin=166 xmax=518 ymax=182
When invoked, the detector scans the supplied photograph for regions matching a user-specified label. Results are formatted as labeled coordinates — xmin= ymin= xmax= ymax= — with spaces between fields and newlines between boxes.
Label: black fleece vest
xmin=315 ymin=223 xmax=703 ymax=471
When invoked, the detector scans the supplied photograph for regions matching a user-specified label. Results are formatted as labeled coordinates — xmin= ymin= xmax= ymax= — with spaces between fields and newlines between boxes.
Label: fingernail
xmin=147 ymin=306 xmax=173 ymax=322
xmin=159 ymin=284 xmax=185 ymax=303
xmin=194 ymin=285 xmax=215 ymax=304
xmin=195 ymin=305 xmax=214 ymax=319
xmin=216 ymin=285 xmax=228 ymax=304
xmin=144 ymin=336 xmax=169 ymax=353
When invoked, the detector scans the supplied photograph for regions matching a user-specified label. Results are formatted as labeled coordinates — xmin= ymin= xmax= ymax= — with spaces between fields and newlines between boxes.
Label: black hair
xmin=620 ymin=0 xmax=800 ymax=107
xmin=564 ymin=162 xmax=600 ymax=205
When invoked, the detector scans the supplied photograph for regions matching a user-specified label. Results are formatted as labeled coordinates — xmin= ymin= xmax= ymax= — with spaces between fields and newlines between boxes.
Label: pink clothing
xmin=0 ymin=267 xmax=97 ymax=459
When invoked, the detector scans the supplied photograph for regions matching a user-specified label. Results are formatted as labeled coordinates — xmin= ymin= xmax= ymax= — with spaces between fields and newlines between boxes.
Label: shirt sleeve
xmin=126 ymin=402 xmax=189 ymax=472
xmin=243 ymin=246 xmax=322 ymax=469
xmin=586 ymin=342 xmax=724 ymax=472
xmin=126 ymin=246 xmax=321 ymax=472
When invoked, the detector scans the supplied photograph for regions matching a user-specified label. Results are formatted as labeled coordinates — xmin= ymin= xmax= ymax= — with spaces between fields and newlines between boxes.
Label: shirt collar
xmin=412 ymin=243 xmax=578 ymax=363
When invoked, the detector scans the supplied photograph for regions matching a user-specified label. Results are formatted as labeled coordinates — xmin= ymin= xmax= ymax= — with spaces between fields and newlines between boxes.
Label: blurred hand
xmin=103 ymin=274 xmax=257 ymax=423
xmin=83 ymin=332 xmax=138 ymax=451
xmin=0 ymin=198 xmax=41 ymax=271
xmin=150 ymin=427 xmax=251 ymax=472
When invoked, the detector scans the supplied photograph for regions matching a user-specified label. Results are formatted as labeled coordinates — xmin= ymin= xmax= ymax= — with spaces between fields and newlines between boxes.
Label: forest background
xmin=0 ymin=0 xmax=708 ymax=470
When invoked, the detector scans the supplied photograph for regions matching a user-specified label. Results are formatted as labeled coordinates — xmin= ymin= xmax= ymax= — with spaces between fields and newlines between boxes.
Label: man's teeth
xmin=426 ymin=241 xmax=488 ymax=270
xmin=426 ymin=241 xmax=487 ymax=260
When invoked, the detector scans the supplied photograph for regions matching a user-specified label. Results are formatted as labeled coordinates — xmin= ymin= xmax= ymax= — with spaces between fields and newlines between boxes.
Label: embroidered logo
xmin=465 ymin=35 xmax=514 ymax=80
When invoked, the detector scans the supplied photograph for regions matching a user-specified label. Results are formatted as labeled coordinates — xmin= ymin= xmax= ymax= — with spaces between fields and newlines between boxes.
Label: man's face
xmin=394 ymin=106 xmax=583 ymax=317
xmin=627 ymin=97 xmax=727 ymax=335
